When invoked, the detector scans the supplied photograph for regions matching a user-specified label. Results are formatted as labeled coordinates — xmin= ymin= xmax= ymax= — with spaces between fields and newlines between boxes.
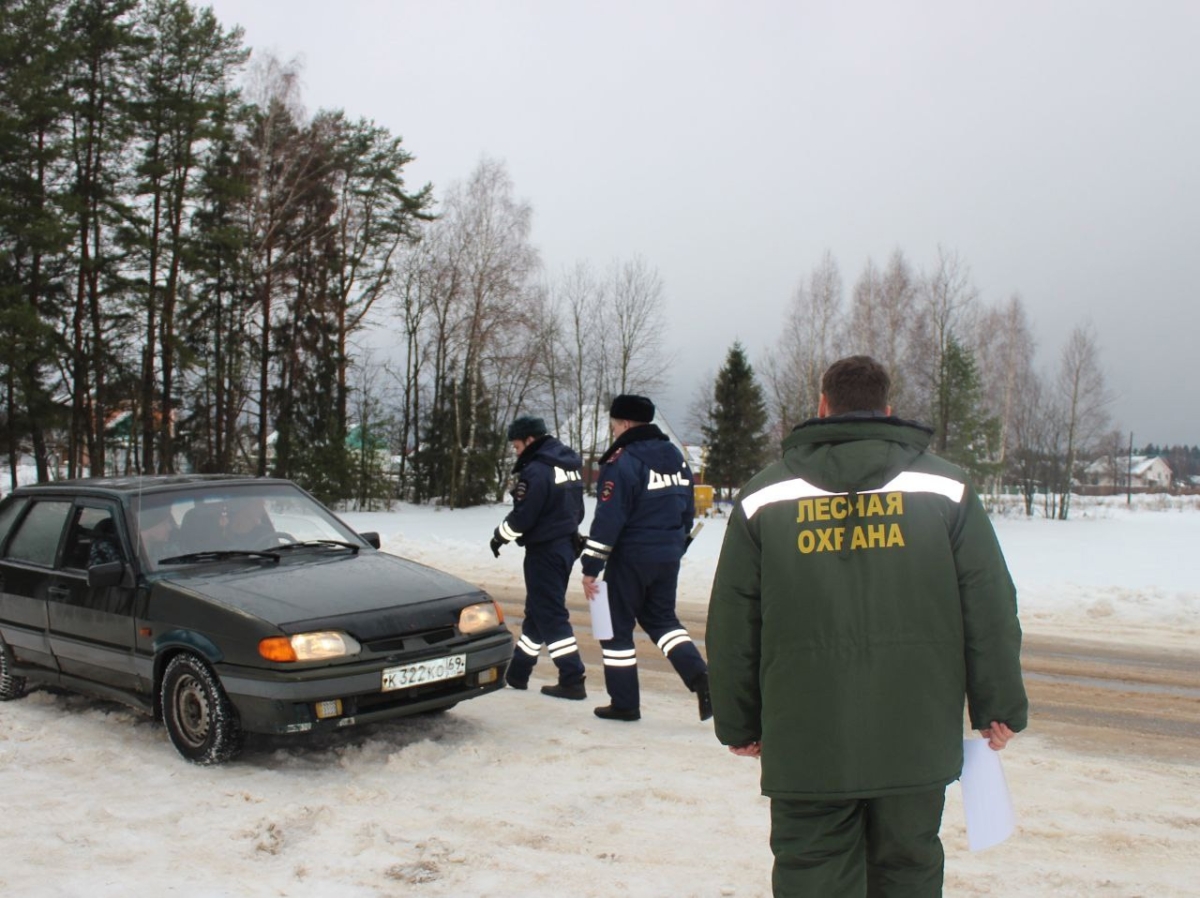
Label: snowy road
xmin=492 ymin=584 xmax=1200 ymax=764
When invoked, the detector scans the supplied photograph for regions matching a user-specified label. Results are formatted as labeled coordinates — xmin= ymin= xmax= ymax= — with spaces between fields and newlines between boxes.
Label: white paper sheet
xmin=589 ymin=581 xmax=614 ymax=640
xmin=959 ymin=737 xmax=1016 ymax=852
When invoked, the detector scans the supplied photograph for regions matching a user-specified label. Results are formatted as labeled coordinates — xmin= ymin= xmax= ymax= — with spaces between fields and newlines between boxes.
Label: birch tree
xmin=974 ymin=293 xmax=1036 ymax=496
xmin=544 ymin=261 xmax=609 ymax=470
xmin=608 ymin=255 xmax=671 ymax=396
xmin=765 ymin=250 xmax=844 ymax=431
xmin=914 ymin=247 xmax=978 ymax=453
xmin=1055 ymin=323 xmax=1112 ymax=520
xmin=847 ymin=249 xmax=918 ymax=415
xmin=416 ymin=158 xmax=540 ymax=506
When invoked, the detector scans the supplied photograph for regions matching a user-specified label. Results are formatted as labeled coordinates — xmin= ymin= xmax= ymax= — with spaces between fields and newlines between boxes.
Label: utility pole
xmin=1126 ymin=430 xmax=1134 ymax=507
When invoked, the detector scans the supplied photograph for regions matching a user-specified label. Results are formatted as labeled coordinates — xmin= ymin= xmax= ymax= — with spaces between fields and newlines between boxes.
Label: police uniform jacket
xmin=498 ymin=436 xmax=584 ymax=546
xmin=581 ymin=424 xmax=695 ymax=576
xmin=706 ymin=414 xmax=1028 ymax=800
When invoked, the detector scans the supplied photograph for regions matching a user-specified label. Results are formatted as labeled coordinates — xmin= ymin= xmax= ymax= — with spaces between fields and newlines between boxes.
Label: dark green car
xmin=0 ymin=475 xmax=513 ymax=764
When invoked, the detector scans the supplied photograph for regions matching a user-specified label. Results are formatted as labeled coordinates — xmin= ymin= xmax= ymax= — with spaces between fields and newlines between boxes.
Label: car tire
xmin=0 ymin=639 xmax=26 ymax=701
xmin=160 ymin=653 xmax=244 ymax=764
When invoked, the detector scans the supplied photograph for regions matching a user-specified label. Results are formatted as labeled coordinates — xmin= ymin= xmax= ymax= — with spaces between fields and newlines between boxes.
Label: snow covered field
xmin=2 ymin=496 xmax=1198 ymax=896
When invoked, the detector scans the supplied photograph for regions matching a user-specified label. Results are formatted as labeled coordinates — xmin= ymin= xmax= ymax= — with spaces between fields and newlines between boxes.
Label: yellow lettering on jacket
xmin=795 ymin=490 xmax=907 ymax=553
xmin=796 ymin=522 xmax=907 ymax=555
xmin=798 ymin=491 xmax=900 ymax=522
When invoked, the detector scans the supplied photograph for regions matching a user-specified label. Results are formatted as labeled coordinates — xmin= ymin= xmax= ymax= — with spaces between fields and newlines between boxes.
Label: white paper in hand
xmin=959 ymin=738 xmax=1016 ymax=851
xmin=589 ymin=581 xmax=614 ymax=640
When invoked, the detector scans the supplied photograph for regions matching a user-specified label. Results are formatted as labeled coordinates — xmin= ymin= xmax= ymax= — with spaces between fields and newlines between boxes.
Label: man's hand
xmin=979 ymin=721 xmax=1016 ymax=750
xmin=729 ymin=741 xmax=762 ymax=759
xmin=489 ymin=534 xmax=504 ymax=558
xmin=581 ymin=574 xmax=599 ymax=599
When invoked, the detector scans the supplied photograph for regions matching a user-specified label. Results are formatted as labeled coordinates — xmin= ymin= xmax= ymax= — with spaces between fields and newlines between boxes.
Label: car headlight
xmin=458 ymin=601 xmax=502 ymax=635
xmin=259 ymin=631 xmax=362 ymax=662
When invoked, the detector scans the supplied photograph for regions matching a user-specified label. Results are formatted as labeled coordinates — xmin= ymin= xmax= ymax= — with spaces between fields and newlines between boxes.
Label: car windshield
xmin=133 ymin=482 xmax=362 ymax=571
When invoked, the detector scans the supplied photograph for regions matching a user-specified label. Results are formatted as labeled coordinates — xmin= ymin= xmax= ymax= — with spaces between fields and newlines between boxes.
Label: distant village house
xmin=1082 ymin=455 xmax=1173 ymax=492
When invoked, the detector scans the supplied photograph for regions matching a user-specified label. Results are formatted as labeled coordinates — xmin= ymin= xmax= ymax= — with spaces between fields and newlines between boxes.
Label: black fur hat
xmin=507 ymin=415 xmax=547 ymax=441
xmin=609 ymin=394 xmax=655 ymax=423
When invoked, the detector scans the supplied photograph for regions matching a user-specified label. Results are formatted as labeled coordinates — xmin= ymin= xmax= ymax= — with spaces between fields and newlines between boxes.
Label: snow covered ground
xmin=2 ymin=495 xmax=1198 ymax=896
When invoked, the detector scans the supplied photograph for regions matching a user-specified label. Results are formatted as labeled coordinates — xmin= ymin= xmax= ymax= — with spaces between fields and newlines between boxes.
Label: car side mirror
xmin=88 ymin=560 xmax=125 ymax=589
xmin=358 ymin=531 xmax=381 ymax=549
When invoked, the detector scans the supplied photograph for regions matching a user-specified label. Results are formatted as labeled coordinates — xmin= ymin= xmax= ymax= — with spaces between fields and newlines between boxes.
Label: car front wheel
xmin=160 ymin=653 xmax=244 ymax=764
xmin=0 ymin=638 xmax=26 ymax=701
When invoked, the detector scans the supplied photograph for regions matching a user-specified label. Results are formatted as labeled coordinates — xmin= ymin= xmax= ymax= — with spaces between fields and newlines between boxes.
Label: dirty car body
xmin=0 ymin=476 xmax=513 ymax=763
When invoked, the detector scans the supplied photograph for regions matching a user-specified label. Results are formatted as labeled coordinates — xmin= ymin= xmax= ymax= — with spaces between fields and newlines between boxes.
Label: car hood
xmin=157 ymin=551 xmax=485 ymax=631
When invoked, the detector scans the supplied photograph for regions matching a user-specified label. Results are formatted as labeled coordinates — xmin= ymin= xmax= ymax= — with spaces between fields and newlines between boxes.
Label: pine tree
xmin=0 ymin=0 xmax=75 ymax=482
xmin=702 ymin=341 xmax=771 ymax=498
xmin=126 ymin=0 xmax=249 ymax=472
xmin=61 ymin=0 xmax=143 ymax=475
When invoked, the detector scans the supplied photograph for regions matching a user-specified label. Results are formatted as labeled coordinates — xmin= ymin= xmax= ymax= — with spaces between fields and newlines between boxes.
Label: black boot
xmin=691 ymin=672 xmax=713 ymax=721
xmin=594 ymin=704 xmax=640 ymax=722
xmin=541 ymin=679 xmax=586 ymax=700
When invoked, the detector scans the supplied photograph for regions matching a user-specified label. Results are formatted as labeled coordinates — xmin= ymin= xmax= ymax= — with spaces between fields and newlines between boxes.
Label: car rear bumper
xmin=216 ymin=630 xmax=514 ymax=734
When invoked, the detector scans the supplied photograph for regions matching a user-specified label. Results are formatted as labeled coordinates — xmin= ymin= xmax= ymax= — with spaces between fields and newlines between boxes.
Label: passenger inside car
xmin=139 ymin=505 xmax=181 ymax=562
xmin=225 ymin=496 xmax=275 ymax=547
xmin=179 ymin=502 xmax=225 ymax=552
xmin=88 ymin=517 xmax=123 ymax=568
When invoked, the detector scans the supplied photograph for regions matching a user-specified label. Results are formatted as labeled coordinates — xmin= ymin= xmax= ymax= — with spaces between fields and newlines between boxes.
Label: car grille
xmin=363 ymin=626 xmax=457 ymax=654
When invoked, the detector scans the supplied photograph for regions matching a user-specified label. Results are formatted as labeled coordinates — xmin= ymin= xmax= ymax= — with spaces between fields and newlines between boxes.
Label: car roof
xmin=12 ymin=475 xmax=294 ymax=500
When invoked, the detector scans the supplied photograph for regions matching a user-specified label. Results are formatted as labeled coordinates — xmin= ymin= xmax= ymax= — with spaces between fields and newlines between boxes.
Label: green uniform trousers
xmin=769 ymin=788 xmax=946 ymax=897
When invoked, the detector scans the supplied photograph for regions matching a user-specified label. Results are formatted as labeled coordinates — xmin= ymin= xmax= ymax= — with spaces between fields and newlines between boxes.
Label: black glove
xmin=490 ymin=533 xmax=504 ymax=557
xmin=571 ymin=531 xmax=585 ymax=559
xmin=683 ymin=535 xmax=694 ymax=555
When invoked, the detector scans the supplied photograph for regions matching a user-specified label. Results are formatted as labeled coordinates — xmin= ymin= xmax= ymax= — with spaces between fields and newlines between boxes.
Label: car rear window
xmin=5 ymin=499 xmax=72 ymax=567
xmin=0 ymin=497 xmax=29 ymax=547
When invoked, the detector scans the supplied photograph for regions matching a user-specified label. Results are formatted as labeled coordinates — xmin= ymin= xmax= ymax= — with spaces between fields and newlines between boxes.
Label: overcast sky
xmin=204 ymin=0 xmax=1200 ymax=446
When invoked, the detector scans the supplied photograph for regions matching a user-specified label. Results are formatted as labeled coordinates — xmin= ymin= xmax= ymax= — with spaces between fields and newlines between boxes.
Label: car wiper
xmin=157 ymin=550 xmax=281 ymax=565
xmin=272 ymin=539 xmax=362 ymax=554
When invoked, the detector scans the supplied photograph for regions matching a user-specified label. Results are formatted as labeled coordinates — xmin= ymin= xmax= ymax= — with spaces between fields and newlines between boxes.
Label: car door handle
xmin=48 ymin=586 xmax=71 ymax=600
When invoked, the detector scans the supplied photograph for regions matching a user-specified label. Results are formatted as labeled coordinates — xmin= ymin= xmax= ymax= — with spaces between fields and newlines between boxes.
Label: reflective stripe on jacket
xmin=706 ymin=415 xmax=1028 ymax=799
xmin=581 ymin=424 xmax=694 ymax=576
xmin=498 ymin=436 xmax=584 ymax=546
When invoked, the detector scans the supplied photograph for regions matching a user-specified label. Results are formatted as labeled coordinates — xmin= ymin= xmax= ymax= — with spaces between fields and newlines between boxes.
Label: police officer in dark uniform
xmin=580 ymin=394 xmax=711 ymax=722
xmin=491 ymin=416 xmax=588 ymax=699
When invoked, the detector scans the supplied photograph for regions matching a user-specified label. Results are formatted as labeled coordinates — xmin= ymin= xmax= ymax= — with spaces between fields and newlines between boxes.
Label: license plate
xmin=381 ymin=654 xmax=467 ymax=692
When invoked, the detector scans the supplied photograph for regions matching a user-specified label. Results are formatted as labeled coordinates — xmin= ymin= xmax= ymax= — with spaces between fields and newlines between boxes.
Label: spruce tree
xmin=702 ymin=341 xmax=771 ymax=498
xmin=933 ymin=336 xmax=1002 ymax=487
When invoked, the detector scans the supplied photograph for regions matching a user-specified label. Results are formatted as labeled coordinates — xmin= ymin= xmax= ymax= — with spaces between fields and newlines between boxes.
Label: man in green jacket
xmin=706 ymin=355 xmax=1027 ymax=897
